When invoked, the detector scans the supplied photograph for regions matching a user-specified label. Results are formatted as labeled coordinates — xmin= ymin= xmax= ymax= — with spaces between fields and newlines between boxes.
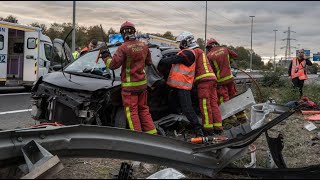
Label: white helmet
xmin=176 ymin=31 xmax=199 ymax=49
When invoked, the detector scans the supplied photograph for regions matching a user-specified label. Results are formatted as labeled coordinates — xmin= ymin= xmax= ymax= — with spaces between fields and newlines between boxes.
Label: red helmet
xmin=120 ymin=21 xmax=136 ymax=33
xmin=206 ymin=38 xmax=218 ymax=47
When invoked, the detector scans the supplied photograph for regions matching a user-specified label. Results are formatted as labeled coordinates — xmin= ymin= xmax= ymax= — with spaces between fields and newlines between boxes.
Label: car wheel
xmin=114 ymin=107 xmax=127 ymax=128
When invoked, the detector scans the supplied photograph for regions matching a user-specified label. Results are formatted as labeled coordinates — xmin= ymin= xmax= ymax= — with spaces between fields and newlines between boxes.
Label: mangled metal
xmin=0 ymin=125 xmax=247 ymax=178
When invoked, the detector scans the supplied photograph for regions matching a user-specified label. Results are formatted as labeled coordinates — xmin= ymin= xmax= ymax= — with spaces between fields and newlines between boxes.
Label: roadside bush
xmin=261 ymin=67 xmax=286 ymax=87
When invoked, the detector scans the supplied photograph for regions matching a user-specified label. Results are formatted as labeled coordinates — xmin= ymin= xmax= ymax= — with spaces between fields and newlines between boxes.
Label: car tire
xmin=114 ymin=107 xmax=127 ymax=128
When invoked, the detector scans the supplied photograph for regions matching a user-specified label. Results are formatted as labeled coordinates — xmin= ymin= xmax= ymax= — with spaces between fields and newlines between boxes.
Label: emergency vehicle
xmin=0 ymin=21 xmax=52 ymax=87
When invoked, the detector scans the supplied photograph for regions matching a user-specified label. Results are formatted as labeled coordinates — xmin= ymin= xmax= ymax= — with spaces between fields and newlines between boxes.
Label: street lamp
xmin=273 ymin=29 xmax=278 ymax=71
xmin=249 ymin=16 xmax=255 ymax=72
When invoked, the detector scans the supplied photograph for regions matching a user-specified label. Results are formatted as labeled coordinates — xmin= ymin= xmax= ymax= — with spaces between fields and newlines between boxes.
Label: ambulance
xmin=0 ymin=21 xmax=53 ymax=88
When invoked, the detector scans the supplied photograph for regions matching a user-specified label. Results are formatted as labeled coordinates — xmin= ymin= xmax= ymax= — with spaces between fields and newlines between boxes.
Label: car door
xmin=49 ymin=38 xmax=73 ymax=72
xmin=0 ymin=27 xmax=8 ymax=82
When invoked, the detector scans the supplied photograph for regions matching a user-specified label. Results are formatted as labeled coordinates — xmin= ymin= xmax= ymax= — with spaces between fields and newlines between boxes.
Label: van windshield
xmin=44 ymin=44 xmax=52 ymax=61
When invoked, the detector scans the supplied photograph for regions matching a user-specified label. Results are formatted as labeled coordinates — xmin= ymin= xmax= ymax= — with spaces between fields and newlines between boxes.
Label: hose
xmin=236 ymin=68 xmax=263 ymax=102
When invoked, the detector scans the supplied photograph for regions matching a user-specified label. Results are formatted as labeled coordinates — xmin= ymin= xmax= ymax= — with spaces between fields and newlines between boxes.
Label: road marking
xmin=0 ymin=93 xmax=31 ymax=97
xmin=0 ymin=109 xmax=32 ymax=115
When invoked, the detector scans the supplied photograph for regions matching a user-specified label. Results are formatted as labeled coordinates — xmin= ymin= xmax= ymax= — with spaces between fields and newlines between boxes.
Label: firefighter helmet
xmin=120 ymin=21 xmax=136 ymax=33
xmin=176 ymin=31 xmax=199 ymax=49
xmin=206 ymin=38 xmax=219 ymax=48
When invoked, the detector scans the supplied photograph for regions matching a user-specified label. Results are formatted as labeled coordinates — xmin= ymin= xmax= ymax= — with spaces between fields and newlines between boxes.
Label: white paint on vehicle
xmin=0 ymin=109 xmax=32 ymax=115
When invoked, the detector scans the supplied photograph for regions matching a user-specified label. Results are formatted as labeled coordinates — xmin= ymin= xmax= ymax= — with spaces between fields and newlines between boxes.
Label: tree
xmin=162 ymin=31 xmax=175 ymax=40
xmin=309 ymin=63 xmax=319 ymax=74
xmin=30 ymin=22 xmax=47 ymax=33
xmin=3 ymin=15 xmax=18 ymax=23
xmin=86 ymin=25 xmax=107 ymax=44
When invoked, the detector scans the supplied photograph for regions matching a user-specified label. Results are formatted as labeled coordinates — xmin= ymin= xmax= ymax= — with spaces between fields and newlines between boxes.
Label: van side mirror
xmin=52 ymin=64 xmax=63 ymax=71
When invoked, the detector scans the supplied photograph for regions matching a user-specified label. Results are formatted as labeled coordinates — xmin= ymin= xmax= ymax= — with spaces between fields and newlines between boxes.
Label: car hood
xmin=42 ymin=72 xmax=121 ymax=91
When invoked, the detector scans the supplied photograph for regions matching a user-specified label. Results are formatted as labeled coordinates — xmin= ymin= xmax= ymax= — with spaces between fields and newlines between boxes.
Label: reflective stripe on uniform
xmin=122 ymin=79 xmax=147 ymax=87
xmin=202 ymin=53 xmax=209 ymax=73
xmin=212 ymin=54 xmax=233 ymax=83
xmin=126 ymin=56 xmax=131 ymax=82
xmin=202 ymin=98 xmax=210 ymax=128
xmin=167 ymin=78 xmax=193 ymax=88
xmin=172 ymin=65 xmax=195 ymax=75
xmin=213 ymin=60 xmax=220 ymax=80
xmin=125 ymin=106 xmax=135 ymax=130
xmin=195 ymin=73 xmax=216 ymax=81
xmin=219 ymin=96 xmax=224 ymax=104
xmin=146 ymin=129 xmax=157 ymax=134
xmin=204 ymin=124 xmax=213 ymax=128
xmin=217 ymin=74 xmax=233 ymax=83
xmin=105 ymin=58 xmax=112 ymax=68
xmin=213 ymin=123 xmax=222 ymax=127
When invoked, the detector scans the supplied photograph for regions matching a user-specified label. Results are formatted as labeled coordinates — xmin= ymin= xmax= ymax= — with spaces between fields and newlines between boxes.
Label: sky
xmin=1 ymin=1 xmax=320 ymax=62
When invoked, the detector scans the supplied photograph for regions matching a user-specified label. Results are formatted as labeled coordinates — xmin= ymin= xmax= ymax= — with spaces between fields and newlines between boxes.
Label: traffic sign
xmin=313 ymin=54 xmax=320 ymax=61
xmin=296 ymin=49 xmax=310 ymax=56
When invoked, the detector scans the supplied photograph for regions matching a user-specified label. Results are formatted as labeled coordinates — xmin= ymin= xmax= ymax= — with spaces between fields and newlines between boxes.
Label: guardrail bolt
xmin=17 ymin=137 xmax=23 ymax=142
xmin=40 ymin=134 xmax=46 ymax=139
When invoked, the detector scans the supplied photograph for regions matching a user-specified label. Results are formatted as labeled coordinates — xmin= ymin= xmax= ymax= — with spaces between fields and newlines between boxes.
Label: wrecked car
xmin=30 ymin=40 xmax=203 ymax=135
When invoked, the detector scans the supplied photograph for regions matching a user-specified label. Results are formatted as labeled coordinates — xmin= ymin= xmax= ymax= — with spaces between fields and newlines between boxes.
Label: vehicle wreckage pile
xmin=1 ymin=42 xmax=320 ymax=179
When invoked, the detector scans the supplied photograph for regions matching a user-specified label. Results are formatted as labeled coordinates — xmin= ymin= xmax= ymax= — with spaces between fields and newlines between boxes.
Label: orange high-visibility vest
xmin=291 ymin=58 xmax=307 ymax=80
xmin=167 ymin=49 xmax=196 ymax=90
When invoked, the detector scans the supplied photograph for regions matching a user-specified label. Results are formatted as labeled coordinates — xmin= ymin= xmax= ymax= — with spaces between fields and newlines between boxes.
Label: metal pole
xmin=274 ymin=30 xmax=276 ymax=71
xmin=37 ymin=29 xmax=40 ymax=79
xmin=72 ymin=1 xmax=76 ymax=52
xmin=249 ymin=16 xmax=255 ymax=72
xmin=204 ymin=1 xmax=207 ymax=53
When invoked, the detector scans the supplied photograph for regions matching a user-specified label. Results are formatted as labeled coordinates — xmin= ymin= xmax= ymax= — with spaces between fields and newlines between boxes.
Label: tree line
xmin=1 ymin=14 xmax=272 ymax=70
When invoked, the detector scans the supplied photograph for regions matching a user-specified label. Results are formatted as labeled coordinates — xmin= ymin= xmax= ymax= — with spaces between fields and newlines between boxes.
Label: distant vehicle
xmin=0 ymin=21 xmax=54 ymax=88
xmin=244 ymin=69 xmax=251 ymax=72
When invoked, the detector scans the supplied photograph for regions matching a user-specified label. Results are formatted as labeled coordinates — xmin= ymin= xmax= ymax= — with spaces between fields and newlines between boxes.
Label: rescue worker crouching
xmin=158 ymin=31 xmax=205 ymax=137
xmin=102 ymin=21 xmax=157 ymax=135
xmin=206 ymin=38 xmax=248 ymax=128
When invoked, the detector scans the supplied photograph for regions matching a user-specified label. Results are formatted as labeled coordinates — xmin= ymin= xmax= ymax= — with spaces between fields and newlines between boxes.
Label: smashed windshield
xmin=64 ymin=50 xmax=120 ymax=78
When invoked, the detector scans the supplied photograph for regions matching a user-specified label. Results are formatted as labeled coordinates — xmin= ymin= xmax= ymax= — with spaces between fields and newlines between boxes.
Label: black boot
xmin=194 ymin=126 xmax=204 ymax=137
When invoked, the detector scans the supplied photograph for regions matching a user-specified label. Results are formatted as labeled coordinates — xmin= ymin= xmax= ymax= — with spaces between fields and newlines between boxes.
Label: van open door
xmin=0 ymin=27 xmax=8 ymax=85
xmin=23 ymin=31 xmax=38 ymax=82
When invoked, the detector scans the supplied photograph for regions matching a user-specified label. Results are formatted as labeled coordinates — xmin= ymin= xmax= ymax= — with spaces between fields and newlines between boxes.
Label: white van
xmin=0 ymin=21 xmax=53 ymax=87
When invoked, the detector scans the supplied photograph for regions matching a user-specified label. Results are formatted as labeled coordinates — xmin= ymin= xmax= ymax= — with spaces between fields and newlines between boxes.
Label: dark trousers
xmin=292 ymin=77 xmax=304 ymax=98
xmin=173 ymin=88 xmax=201 ymax=128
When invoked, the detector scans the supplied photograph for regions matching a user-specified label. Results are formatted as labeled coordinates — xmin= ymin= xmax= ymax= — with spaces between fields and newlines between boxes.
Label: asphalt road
xmin=0 ymin=93 xmax=35 ymax=130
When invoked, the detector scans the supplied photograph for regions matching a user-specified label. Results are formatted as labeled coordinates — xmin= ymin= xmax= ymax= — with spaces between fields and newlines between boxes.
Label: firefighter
xmin=159 ymin=31 xmax=204 ymax=137
xmin=80 ymin=39 xmax=98 ymax=57
xmin=102 ymin=21 xmax=157 ymax=134
xmin=206 ymin=38 xmax=248 ymax=128
xmin=288 ymin=49 xmax=312 ymax=98
xmin=192 ymin=40 xmax=223 ymax=135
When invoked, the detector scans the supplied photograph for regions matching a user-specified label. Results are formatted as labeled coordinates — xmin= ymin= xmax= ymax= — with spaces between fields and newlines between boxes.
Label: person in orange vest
xmin=103 ymin=21 xmax=157 ymax=134
xmin=206 ymin=38 xmax=248 ymax=128
xmin=159 ymin=31 xmax=205 ymax=137
xmin=80 ymin=39 xmax=98 ymax=57
xmin=288 ymin=49 xmax=312 ymax=98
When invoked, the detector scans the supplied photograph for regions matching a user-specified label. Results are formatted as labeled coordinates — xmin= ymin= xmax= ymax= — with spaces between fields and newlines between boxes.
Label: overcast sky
xmin=1 ymin=1 xmax=320 ymax=60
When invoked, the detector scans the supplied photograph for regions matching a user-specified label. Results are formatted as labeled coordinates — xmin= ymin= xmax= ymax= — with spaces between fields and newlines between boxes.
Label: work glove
xmin=99 ymin=45 xmax=111 ymax=59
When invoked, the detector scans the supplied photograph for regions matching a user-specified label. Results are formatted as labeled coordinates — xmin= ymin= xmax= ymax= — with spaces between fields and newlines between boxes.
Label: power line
xmin=192 ymin=1 xmax=235 ymax=24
